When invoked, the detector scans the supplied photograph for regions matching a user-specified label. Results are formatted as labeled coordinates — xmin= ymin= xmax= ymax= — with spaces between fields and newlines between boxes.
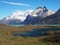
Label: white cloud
xmin=0 ymin=1 xmax=30 ymax=7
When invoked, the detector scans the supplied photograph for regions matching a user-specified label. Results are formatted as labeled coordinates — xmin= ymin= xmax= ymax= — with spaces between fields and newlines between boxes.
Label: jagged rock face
xmin=31 ymin=6 xmax=48 ymax=17
xmin=22 ymin=7 xmax=55 ymax=24
xmin=31 ymin=6 xmax=55 ymax=18
xmin=23 ymin=8 xmax=60 ymax=24
xmin=22 ymin=15 xmax=42 ymax=24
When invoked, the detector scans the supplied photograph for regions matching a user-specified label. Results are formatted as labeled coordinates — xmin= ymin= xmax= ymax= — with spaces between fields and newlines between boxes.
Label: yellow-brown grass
xmin=0 ymin=24 xmax=60 ymax=45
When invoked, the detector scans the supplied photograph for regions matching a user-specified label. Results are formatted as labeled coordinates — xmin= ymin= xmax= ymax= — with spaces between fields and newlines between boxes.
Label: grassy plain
xmin=0 ymin=24 xmax=60 ymax=45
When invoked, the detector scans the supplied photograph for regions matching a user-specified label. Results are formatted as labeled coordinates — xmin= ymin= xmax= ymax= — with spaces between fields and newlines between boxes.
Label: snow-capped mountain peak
xmin=0 ymin=6 xmax=55 ymax=25
xmin=31 ymin=6 xmax=55 ymax=18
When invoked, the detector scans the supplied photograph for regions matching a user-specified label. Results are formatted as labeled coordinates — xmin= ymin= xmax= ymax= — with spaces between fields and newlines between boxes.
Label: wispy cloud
xmin=0 ymin=1 xmax=30 ymax=7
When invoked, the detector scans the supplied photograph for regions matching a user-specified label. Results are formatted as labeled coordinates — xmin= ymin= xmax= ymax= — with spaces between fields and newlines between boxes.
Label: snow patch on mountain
xmin=3 ymin=10 xmax=34 ymax=22
xmin=30 ymin=7 xmax=55 ymax=18
xmin=46 ymin=10 xmax=55 ymax=16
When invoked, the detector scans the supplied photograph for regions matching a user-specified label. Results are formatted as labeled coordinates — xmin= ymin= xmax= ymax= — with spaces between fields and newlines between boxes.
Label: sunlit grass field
xmin=0 ymin=24 xmax=60 ymax=45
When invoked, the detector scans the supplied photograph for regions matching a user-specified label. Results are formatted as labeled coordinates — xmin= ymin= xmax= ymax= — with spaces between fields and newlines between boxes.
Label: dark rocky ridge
xmin=22 ymin=9 xmax=60 ymax=24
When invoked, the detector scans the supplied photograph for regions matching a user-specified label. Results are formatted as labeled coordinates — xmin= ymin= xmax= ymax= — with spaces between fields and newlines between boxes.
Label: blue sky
xmin=0 ymin=0 xmax=60 ymax=19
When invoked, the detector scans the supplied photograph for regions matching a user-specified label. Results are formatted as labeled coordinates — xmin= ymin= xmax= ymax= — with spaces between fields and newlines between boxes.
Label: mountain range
xmin=0 ymin=6 xmax=60 ymax=25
